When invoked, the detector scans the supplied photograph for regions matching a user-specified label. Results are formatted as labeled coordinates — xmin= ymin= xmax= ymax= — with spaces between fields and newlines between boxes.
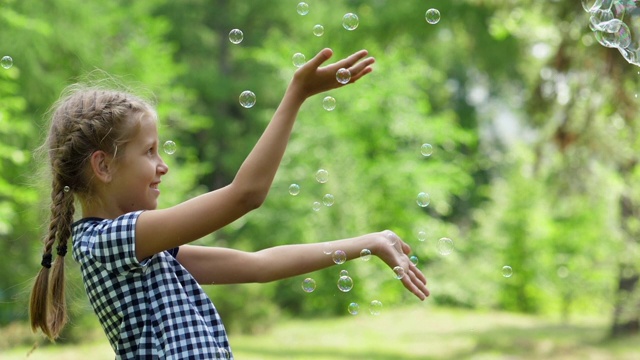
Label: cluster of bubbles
xmin=582 ymin=0 xmax=640 ymax=66
xmin=1 ymin=55 xmax=12 ymax=69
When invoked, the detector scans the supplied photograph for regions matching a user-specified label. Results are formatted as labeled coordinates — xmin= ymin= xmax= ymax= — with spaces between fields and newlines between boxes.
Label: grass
xmin=2 ymin=305 xmax=638 ymax=360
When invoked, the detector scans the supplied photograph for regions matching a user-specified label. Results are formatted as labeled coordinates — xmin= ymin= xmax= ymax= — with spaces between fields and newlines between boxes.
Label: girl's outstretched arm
xmin=176 ymin=231 xmax=429 ymax=301
xmin=134 ymin=49 xmax=375 ymax=261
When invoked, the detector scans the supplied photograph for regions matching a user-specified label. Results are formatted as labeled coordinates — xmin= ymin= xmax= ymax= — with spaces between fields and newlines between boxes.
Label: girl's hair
xmin=29 ymin=85 xmax=154 ymax=340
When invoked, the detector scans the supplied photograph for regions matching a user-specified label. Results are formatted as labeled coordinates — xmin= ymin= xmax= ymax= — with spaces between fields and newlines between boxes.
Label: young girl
xmin=29 ymin=48 xmax=429 ymax=359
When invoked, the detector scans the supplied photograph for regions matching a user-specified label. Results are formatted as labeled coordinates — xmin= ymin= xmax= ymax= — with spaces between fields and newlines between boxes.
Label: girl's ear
xmin=90 ymin=150 xmax=113 ymax=183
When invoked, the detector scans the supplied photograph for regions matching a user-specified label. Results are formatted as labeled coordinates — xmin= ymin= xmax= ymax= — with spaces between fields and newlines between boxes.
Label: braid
xmin=30 ymin=86 xmax=153 ymax=341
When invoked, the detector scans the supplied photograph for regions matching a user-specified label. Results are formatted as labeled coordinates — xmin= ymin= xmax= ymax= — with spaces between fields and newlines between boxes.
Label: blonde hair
xmin=29 ymin=85 xmax=153 ymax=340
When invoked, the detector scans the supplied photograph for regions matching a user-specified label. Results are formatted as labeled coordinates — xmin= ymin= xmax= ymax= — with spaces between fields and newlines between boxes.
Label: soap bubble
xmin=302 ymin=278 xmax=316 ymax=293
xmin=425 ymin=8 xmax=441 ymax=24
xmin=502 ymin=265 xmax=513 ymax=278
xmin=312 ymin=201 xmax=322 ymax=211
xmin=360 ymin=248 xmax=372 ymax=261
xmin=410 ymin=255 xmax=419 ymax=265
xmin=217 ymin=348 xmax=230 ymax=359
xmin=163 ymin=140 xmax=177 ymax=155
xmin=421 ymin=143 xmax=433 ymax=156
xmin=337 ymin=275 xmax=354 ymax=292
xmin=332 ymin=250 xmax=347 ymax=264
xmin=342 ymin=13 xmax=359 ymax=30
xmin=416 ymin=192 xmax=431 ymax=207
xmin=322 ymin=193 xmax=335 ymax=206
xmin=1 ymin=56 xmax=13 ymax=69
xmin=313 ymin=24 xmax=325 ymax=37
xmin=229 ymin=29 xmax=243 ymax=44
xmin=315 ymin=169 xmax=329 ymax=183
xmin=384 ymin=230 xmax=398 ymax=246
xmin=63 ymin=186 xmax=70 ymax=193
xmin=288 ymin=184 xmax=300 ymax=196
xmin=292 ymin=52 xmax=306 ymax=68
xmin=322 ymin=96 xmax=336 ymax=111
xmin=340 ymin=270 xmax=349 ymax=277
xmin=583 ymin=1 xmax=640 ymax=67
xmin=417 ymin=230 xmax=427 ymax=242
xmin=239 ymin=90 xmax=256 ymax=108
xmin=369 ymin=300 xmax=383 ymax=315
xmin=393 ymin=266 xmax=405 ymax=279
xmin=348 ymin=302 xmax=360 ymax=315
xmin=297 ymin=2 xmax=309 ymax=15
xmin=336 ymin=68 xmax=351 ymax=84
xmin=437 ymin=237 xmax=454 ymax=255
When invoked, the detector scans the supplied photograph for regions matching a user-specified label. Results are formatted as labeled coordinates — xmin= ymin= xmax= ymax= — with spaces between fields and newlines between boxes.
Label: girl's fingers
xmin=306 ymin=48 xmax=334 ymax=69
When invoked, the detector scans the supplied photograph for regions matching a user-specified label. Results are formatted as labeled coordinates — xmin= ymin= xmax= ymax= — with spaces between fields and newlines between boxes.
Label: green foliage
xmin=1 ymin=0 xmax=638 ymax=342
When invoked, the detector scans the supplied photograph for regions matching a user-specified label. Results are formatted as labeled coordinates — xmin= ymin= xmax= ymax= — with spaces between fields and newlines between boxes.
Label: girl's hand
xmin=373 ymin=230 xmax=430 ymax=301
xmin=291 ymin=48 xmax=375 ymax=99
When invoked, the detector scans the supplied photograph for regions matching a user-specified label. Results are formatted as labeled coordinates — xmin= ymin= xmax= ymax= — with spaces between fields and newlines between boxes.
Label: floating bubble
xmin=312 ymin=201 xmax=322 ymax=211
xmin=322 ymin=193 xmax=335 ymax=206
xmin=292 ymin=52 xmax=306 ymax=68
xmin=337 ymin=275 xmax=354 ymax=292
xmin=302 ymin=278 xmax=316 ymax=293
xmin=323 ymin=244 xmax=333 ymax=255
xmin=360 ymin=248 xmax=372 ymax=261
xmin=417 ymin=230 xmax=427 ymax=242
xmin=217 ymin=348 xmax=230 ymax=359
xmin=342 ymin=13 xmax=359 ymax=30
xmin=239 ymin=90 xmax=256 ymax=108
xmin=416 ymin=192 xmax=431 ymax=207
xmin=288 ymin=183 xmax=300 ymax=196
xmin=163 ymin=140 xmax=177 ymax=155
xmin=340 ymin=269 xmax=349 ymax=277
xmin=1 ymin=56 xmax=13 ymax=69
xmin=393 ymin=266 xmax=405 ymax=279
xmin=502 ymin=265 xmax=513 ymax=278
xmin=313 ymin=24 xmax=325 ymax=37
xmin=322 ymin=96 xmax=336 ymax=111
xmin=348 ymin=302 xmax=359 ymax=315
xmin=228 ymin=29 xmax=244 ymax=44
xmin=332 ymin=250 xmax=347 ymax=265
xmin=315 ymin=169 xmax=329 ymax=183
xmin=336 ymin=68 xmax=351 ymax=84
xmin=437 ymin=237 xmax=454 ymax=256
xmin=410 ymin=255 xmax=419 ymax=265
xmin=384 ymin=230 xmax=398 ymax=246
xmin=425 ymin=8 xmax=441 ymax=24
xmin=63 ymin=186 xmax=70 ymax=193
xmin=369 ymin=300 xmax=383 ymax=316
xmin=421 ymin=143 xmax=433 ymax=156
xmin=297 ymin=2 xmax=309 ymax=15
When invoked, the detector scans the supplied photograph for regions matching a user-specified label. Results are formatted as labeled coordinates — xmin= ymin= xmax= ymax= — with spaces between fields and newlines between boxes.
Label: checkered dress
xmin=72 ymin=211 xmax=233 ymax=359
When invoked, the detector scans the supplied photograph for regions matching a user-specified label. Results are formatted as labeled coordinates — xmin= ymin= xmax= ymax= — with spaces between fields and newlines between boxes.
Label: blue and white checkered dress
xmin=72 ymin=211 xmax=233 ymax=359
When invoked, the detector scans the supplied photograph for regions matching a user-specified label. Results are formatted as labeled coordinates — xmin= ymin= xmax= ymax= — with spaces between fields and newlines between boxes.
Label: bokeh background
xmin=1 ymin=0 xmax=639 ymax=359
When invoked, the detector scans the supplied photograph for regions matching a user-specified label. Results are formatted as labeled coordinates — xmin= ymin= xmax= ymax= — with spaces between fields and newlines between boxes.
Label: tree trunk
xmin=610 ymin=191 xmax=640 ymax=337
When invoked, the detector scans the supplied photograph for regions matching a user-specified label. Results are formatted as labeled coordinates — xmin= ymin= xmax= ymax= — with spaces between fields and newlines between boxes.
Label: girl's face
xmin=109 ymin=112 xmax=169 ymax=214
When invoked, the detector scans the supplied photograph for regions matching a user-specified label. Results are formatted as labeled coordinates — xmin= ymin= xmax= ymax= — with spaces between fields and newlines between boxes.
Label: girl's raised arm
xmin=135 ymin=49 xmax=375 ymax=261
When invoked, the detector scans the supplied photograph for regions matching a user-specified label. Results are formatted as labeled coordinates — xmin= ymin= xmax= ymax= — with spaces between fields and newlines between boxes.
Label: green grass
xmin=3 ymin=305 xmax=639 ymax=359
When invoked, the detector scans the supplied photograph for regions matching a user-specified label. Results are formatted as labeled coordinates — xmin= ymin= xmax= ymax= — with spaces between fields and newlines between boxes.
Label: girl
xmin=29 ymin=48 xmax=429 ymax=359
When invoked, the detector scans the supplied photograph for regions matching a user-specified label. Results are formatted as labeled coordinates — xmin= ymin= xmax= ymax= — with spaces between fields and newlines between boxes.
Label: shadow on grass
xmin=440 ymin=323 xmax=637 ymax=360
xmin=235 ymin=345 xmax=438 ymax=360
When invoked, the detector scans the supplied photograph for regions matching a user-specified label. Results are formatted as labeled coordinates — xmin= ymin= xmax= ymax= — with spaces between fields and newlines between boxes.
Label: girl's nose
xmin=158 ymin=159 xmax=169 ymax=175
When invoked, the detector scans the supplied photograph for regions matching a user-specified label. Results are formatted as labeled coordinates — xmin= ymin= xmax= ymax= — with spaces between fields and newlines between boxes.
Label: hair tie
xmin=56 ymin=244 xmax=68 ymax=257
xmin=41 ymin=253 xmax=53 ymax=268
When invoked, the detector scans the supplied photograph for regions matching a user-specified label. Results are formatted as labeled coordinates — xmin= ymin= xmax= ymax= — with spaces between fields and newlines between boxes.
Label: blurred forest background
xmin=1 ymin=0 xmax=640 ymax=357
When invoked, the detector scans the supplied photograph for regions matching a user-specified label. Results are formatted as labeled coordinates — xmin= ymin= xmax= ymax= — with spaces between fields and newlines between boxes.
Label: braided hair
xmin=29 ymin=86 xmax=153 ymax=340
